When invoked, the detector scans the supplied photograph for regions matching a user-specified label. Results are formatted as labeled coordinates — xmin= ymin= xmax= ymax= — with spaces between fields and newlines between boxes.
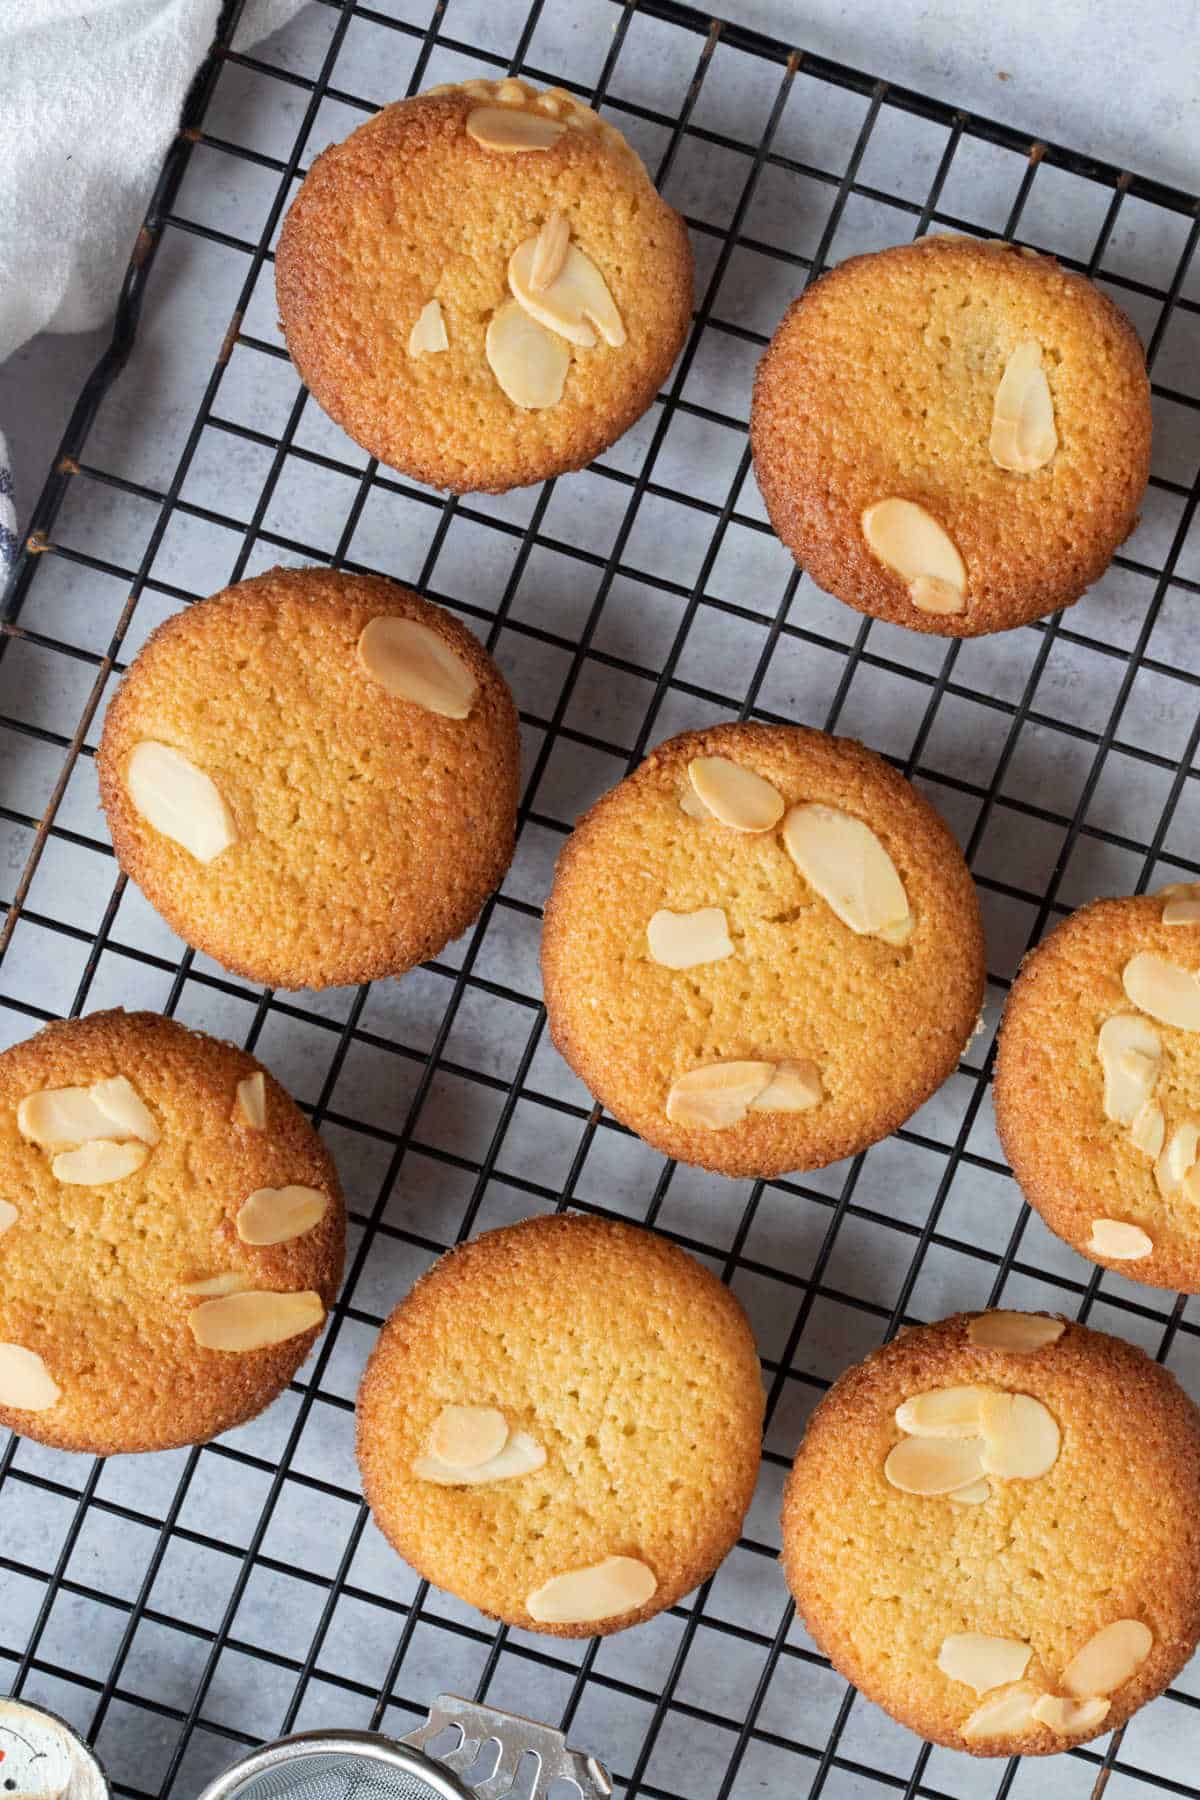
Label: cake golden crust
xmin=782 ymin=1312 xmax=1200 ymax=1754
xmin=0 ymin=1009 xmax=344 ymax=1455
xmin=750 ymin=236 xmax=1151 ymax=637
xmin=356 ymin=1213 xmax=764 ymax=1636
xmin=540 ymin=721 xmax=985 ymax=1178
xmin=275 ymin=79 xmax=694 ymax=493
xmin=995 ymin=894 xmax=1200 ymax=1290
xmin=97 ymin=565 xmax=519 ymax=991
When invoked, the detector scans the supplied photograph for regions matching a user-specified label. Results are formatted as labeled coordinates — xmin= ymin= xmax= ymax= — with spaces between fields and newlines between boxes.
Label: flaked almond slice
xmin=949 ymin=1478 xmax=991 ymax=1505
xmin=782 ymin=803 xmax=910 ymax=941
xmin=646 ymin=906 xmax=734 ymax=970
xmin=895 ymin=1386 xmax=988 ymax=1438
xmin=0 ymin=1199 xmax=17 ymax=1235
xmin=357 ymin=616 xmax=478 ymax=719
xmin=990 ymin=339 xmax=1057 ymax=473
xmin=180 ymin=1272 xmax=253 ymax=1298
xmin=1097 ymin=1014 xmax=1162 ymax=1125
xmin=884 ymin=1435 xmax=986 ymax=1495
xmin=237 ymin=1185 xmax=328 ymax=1246
xmin=938 ymin=1633 xmax=1032 ymax=1695
xmin=429 ymin=1404 xmax=509 ymax=1469
xmin=861 ymin=498 xmax=967 ymax=614
xmin=20 ymin=1078 xmax=157 ymax=1150
xmin=18 ymin=1085 xmax=123 ymax=1147
xmin=1120 ymin=1046 xmax=1158 ymax=1086
xmin=1061 ymin=1620 xmax=1153 ymax=1698
xmin=408 ymin=298 xmax=449 ymax=355
xmin=1129 ymin=1101 xmax=1165 ymax=1158
xmin=1123 ymin=952 xmax=1200 ymax=1031
xmin=687 ymin=757 xmax=785 ymax=834
xmin=234 ymin=1073 xmax=267 ymax=1131
xmin=485 ymin=299 xmax=570 ymax=408
xmin=679 ymin=788 xmax=710 ymax=821
xmin=508 ymin=239 xmax=625 ymax=348
xmin=188 ymin=1289 xmax=324 ymax=1352
xmin=1162 ymin=883 xmax=1200 ymax=925
xmin=52 ymin=1140 xmax=148 ymax=1185
xmin=877 ymin=913 xmax=914 ymax=946
xmin=979 ymin=1391 xmax=1060 ymax=1479
xmin=466 ymin=105 xmax=565 ymax=151
xmin=666 ymin=1061 xmax=774 ymax=1131
xmin=910 ymin=576 xmax=967 ymax=616
xmin=90 ymin=1075 xmax=160 ymax=1147
xmin=1087 ymin=1218 xmax=1152 ymax=1260
xmin=962 ymin=1683 xmax=1039 ymax=1743
xmin=1156 ymin=1120 xmax=1200 ymax=1195
xmin=967 ymin=1312 xmax=1065 ymax=1352
xmin=1031 ymin=1695 xmax=1110 ymax=1736
xmin=413 ymin=1429 xmax=546 ymax=1486
xmin=526 ymin=1555 xmax=657 ymax=1625
xmin=961 ymin=239 xmax=1026 ymax=255
xmin=529 ymin=209 xmax=570 ymax=292
xmin=749 ymin=1058 xmax=823 ymax=1114
xmin=0 ymin=1343 xmax=60 ymax=1411
xmin=127 ymin=741 xmax=236 ymax=864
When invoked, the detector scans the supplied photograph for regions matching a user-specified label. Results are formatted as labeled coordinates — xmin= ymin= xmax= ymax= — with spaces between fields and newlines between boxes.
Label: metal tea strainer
xmin=194 ymin=1697 xmax=612 ymax=1800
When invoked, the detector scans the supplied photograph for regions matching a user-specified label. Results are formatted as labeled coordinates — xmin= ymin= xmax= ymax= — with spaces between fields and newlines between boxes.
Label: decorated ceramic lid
xmin=0 ymin=1700 xmax=107 ymax=1800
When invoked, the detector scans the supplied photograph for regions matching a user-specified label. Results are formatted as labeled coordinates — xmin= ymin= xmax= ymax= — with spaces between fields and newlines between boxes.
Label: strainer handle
xmin=400 ymin=1695 xmax=613 ymax=1800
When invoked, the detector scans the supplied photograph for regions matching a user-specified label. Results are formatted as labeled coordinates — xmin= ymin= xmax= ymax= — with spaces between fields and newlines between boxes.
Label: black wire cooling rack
xmin=2 ymin=1 xmax=1200 ymax=1797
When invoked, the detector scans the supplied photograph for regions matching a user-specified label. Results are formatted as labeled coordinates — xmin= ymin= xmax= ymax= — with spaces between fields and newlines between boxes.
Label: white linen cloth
xmin=0 ymin=0 xmax=304 ymax=569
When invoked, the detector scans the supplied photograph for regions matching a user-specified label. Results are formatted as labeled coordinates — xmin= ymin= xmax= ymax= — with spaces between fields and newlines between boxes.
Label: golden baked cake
xmin=275 ymin=77 xmax=693 ymax=493
xmin=356 ymin=1213 xmax=764 ymax=1636
xmin=750 ymin=236 xmax=1151 ymax=636
xmin=97 ymin=565 xmax=519 ymax=991
xmin=995 ymin=886 xmax=1200 ymax=1290
xmin=0 ymin=1009 xmax=344 ymax=1454
xmin=782 ymin=1311 xmax=1200 ymax=1754
xmin=540 ymin=721 xmax=985 ymax=1178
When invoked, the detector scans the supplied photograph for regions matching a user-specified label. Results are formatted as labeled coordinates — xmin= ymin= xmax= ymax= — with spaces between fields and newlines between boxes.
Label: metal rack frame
xmin=2 ymin=1 xmax=1199 ymax=1796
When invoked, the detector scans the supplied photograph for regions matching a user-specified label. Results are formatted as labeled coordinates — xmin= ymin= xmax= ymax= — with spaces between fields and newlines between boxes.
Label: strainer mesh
xmin=227 ymin=1755 xmax=438 ymax=1800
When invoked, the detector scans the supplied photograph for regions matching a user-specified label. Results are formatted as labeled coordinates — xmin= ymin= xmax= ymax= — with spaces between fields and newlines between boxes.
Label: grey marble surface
xmin=2 ymin=2 xmax=1200 ymax=1798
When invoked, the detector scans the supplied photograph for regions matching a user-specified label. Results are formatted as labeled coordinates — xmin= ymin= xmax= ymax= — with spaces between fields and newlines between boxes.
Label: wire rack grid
xmin=1 ymin=1 xmax=1199 ymax=1797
